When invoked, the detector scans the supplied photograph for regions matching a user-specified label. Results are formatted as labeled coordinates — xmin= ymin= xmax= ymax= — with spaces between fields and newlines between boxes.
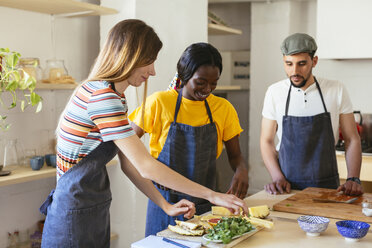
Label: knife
xmin=312 ymin=197 xmax=359 ymax=204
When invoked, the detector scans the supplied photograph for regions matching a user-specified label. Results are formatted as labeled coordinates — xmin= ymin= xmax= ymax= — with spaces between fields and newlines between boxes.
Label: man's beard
xmin=289 ymin=75 xmax=307 ymax=88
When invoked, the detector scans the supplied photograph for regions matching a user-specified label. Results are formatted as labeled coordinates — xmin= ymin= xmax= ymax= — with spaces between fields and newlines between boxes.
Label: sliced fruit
xmin=245 ymin=216 xmax=274 ymax=229
xmin=248 ymin=205 xmax=270 ymax=218
xmin=208 ymin=218 xmax=221 ymax=226
xmin=212 ymin=206 xmax=241 ymax=216
xmin=200 ymin=214 xmax=222 ymax=221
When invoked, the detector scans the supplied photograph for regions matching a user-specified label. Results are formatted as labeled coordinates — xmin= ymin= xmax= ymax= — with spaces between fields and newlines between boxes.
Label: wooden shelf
xmin=208 ymin=23 xmax=242 ymax=35
xmin=0 ymin=0 xmax=118 ymax=17
xmin=36 ymin=83 xmax=77 ymax=90
xmin=0 ymin=159 xmax=118 ymax=187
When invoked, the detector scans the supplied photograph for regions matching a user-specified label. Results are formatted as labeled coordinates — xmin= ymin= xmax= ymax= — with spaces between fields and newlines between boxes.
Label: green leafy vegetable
xmin=205 ymin=217 xmax=254 ymax=244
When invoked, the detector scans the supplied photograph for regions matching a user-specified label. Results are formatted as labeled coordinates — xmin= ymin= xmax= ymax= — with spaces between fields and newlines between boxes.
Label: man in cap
xmin=260 ymin=33 xmax=363 ymax=195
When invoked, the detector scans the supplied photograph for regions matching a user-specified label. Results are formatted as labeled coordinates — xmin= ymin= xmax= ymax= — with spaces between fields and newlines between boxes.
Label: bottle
xmin=43 ymin=59 xmax=68 ymax=82
xmin=18 ymin=58 xmax=43 ymax=83
xmin=3 ymin=139 xmax=20 ymax=169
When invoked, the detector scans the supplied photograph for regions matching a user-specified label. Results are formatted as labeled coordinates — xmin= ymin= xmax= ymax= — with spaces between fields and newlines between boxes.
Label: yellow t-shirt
xmin=128 ymin=89 xmax=243 ymax=159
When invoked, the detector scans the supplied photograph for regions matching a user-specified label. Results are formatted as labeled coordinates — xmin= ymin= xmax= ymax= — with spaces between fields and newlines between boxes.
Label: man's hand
xmin=226 ymin=166 xmax=249 ymax=199
xmin=164 ymin=199 xmax=196 ymax=219
xmin=264 ymin=178 xmax=291 ymax=194
xmin=337 ymin=181 xmax=363 ymax=196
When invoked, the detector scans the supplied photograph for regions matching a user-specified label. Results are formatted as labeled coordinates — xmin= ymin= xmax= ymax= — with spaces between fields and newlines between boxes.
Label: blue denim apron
xmin=145 ymin=88 xmax=217 ymax=236
xmin=279 ymin=78 xmax=339 ymax=190
xmin=39 ymin=141 xmax=118 ymax=248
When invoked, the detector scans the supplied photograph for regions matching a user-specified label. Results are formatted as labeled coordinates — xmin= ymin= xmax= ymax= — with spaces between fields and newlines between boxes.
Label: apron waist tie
xmin=155 ymin=183 xmax=170 ymax=191
xmin=39 ymin=189 xmax=55 ymax=215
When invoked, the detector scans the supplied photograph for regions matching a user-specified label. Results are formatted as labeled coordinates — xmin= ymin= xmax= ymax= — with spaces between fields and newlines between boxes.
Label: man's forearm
xmin=344 ymin=138 xmax=362 ymax=178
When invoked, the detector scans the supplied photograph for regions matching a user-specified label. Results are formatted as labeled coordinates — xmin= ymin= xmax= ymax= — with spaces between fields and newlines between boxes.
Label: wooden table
xmin=235 ymin=190 xmax=372 ymax=248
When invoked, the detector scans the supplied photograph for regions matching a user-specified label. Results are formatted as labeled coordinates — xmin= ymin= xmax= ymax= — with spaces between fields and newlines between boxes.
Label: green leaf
xmin=35 ymin=101 xmax=42 ymax=113
xmin=5 ymin=80 xmax=18 ymax=91
xmin=0 ymin=48 xmax=9 ymax=53
xmin=21 ymin=100 xmax=25 ymax=111
xmin=30 ymin=92 xmax=41 ymax=106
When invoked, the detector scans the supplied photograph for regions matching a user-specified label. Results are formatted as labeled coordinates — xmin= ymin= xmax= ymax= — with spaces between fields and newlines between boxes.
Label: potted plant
xmin=0 ymin=48 xmax=43 ymax=173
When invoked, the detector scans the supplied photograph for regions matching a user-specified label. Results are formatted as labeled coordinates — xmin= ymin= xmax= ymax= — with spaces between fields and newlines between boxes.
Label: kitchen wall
xmin=249 ymin=0 xmax=372 ymax=193
xmin=0 ymin=1 xmax=100 ymax=246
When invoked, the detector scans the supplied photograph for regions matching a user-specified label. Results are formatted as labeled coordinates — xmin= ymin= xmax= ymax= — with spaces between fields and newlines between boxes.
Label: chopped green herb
xmin=205 ymin=217 xmax=254 ymax=244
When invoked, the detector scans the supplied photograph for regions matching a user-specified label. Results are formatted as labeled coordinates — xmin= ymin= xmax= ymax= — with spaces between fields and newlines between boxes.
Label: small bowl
xmin=336 ymin=220 xmax=370 ymax=242
xmin=297 ymin=215 xmax=329 ymax=236
xmin=45 ymin=154 xmax=57 ymax=167
xmin=30 ymin=156 xmax=44 ymax=170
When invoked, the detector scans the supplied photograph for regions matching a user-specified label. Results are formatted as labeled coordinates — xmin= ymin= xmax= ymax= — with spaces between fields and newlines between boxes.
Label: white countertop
xmin=234 ymin=190 xmax=372 ymax=248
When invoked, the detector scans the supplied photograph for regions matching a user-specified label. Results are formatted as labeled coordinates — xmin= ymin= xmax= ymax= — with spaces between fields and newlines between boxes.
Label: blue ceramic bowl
xmin=45 ymin=154 xmax=57 ymax=167
xmin=297 ymin=215 xmax=330 ymax=236
xmin=30 ymin=156 xmax=44 ymax=170
xmin=336 ymin=220 xmax=370 ymax=241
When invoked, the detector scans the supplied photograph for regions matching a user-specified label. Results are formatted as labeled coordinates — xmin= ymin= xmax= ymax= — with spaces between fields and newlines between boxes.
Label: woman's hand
xmin=164 ymin=199 xmax=196 ymax=219
xmin=209 ymin=192 xmax=248 ymax=215
xmin=226 ymin=166 xmax=249 ymax=199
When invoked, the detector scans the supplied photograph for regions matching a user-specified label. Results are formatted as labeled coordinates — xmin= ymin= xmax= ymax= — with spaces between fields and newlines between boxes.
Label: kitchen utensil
xmin=30 ymin=156 xmax=44 ymax=170
xmin=297 ymin=215 xmax=329 ymax=236
xmin=336 ymin=220 xmax=370 ymax=242
xmin=18 ymin=58 xmax=42 ymax=82
xmin=45 ymin=154 xmax=56 ymax=167
xmin=3 ymin=139 xmax=19 ymax=167
xmin=312 ymin=197 xmax=359 ymax=204
xmin=273 ymin=187 xmax=372 ymax=223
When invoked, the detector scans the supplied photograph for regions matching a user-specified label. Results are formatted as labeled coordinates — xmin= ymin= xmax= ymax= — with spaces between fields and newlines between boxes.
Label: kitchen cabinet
xmin=208 ymin=23 xmax=242 ymax=35
xmin=336 ymin=153 xmax=372 ymax=192
xmin=317 ymin=0 xmax=372 ymax=59
xmin=0 ymin=0 xmax=118 ymax=17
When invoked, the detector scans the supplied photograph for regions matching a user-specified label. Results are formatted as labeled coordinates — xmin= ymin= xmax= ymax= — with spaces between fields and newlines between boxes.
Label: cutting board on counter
xmin=157 ymin=223 xmax=263 ymax=248
xmin=273 ymin=187 xmax=372 ymax=223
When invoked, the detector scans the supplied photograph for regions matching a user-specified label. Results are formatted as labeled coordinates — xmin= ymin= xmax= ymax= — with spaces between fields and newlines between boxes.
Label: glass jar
xmin=43 ymin=59 xmax=68 ymax=81
xmin=18 ymin=58 xmax=43 ymax=82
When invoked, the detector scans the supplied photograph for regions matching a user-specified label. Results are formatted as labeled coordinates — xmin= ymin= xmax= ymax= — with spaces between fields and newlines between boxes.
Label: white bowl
xmin=297 ymin=215 xmax=330 ymax=236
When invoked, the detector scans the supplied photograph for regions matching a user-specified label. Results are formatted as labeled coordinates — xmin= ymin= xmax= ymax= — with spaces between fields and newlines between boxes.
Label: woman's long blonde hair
xmin=88 ymin=19 xmax=162 ymax=82
xmin=57 ymin=19 xmax=162 ymax=134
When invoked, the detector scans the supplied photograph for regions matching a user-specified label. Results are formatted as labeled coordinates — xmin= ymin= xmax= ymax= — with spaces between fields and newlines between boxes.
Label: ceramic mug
xmin=30 ymin=156 xmax=44 ymax=170
xmin=45 ymin=154 xmax=57 ymax=167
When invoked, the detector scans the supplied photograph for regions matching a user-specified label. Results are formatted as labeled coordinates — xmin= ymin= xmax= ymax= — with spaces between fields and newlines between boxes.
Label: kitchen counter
xmin=336 ymin=153 xmax=372 ymax=182
xmin=336 ymin=153 xmax=372 ymax=192
xmin=231 ymin=190 xmax=372 ymax=248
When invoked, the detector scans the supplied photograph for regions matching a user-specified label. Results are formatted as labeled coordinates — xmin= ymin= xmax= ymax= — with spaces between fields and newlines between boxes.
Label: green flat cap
xmin=281 ymin=33 xmax=317 ymax=55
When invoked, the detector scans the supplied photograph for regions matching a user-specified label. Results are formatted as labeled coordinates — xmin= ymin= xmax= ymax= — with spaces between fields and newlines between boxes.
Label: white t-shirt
xmin=262 ymin=77 xmax=353 ymax=150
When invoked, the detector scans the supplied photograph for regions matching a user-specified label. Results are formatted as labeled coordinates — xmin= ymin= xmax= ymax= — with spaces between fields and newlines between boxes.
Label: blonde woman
xmin=39 ymin=19 xmax=247 ymax=247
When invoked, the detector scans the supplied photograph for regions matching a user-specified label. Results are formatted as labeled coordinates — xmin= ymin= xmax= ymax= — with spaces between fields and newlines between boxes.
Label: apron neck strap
xmin=285 ymin=76 xmax=328 ymax=116
xmin=174 ymin=88 xmax=214 ymax=124
xmin=314 ymin=77 xmax=328 ymax=113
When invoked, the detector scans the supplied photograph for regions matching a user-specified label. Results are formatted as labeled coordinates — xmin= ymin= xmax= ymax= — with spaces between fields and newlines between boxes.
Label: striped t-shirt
xmin=56 ymin=80 xmax=135 ymax=180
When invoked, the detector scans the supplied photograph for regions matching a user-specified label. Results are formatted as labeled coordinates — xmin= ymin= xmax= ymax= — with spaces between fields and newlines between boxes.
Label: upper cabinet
xmin=0 ymin=0 xmax=118 ymax=17
xmin=317 ymin=0 xmax=372 ymax=59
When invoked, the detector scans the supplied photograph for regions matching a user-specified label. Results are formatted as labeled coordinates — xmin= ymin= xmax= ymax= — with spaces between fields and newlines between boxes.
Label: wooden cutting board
xmin=157 ymin=227 xmax=262 ymax=248
xmin=273 ymin=187 xmax=372 ymax=223
xmin=156 ymin=216 xmax=263 ymax=248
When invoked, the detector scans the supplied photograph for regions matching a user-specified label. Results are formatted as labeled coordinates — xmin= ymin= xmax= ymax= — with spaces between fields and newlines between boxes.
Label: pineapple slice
xmin=211 ymin=206 xmax=242 ymax=216
xmin=248 ymin=205 xmax=270 ymax=218
xmin=244 ymin=216 xmax=274 ymax=229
